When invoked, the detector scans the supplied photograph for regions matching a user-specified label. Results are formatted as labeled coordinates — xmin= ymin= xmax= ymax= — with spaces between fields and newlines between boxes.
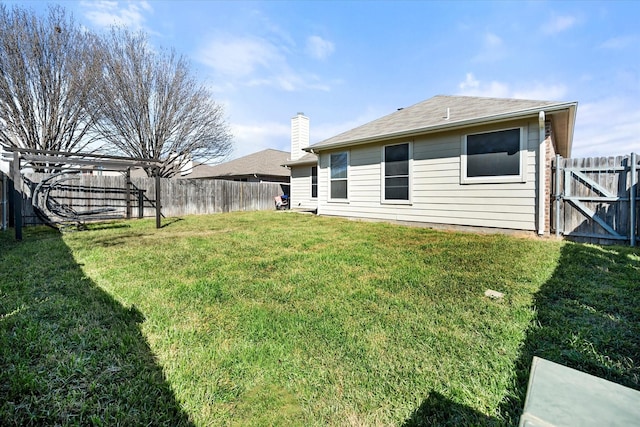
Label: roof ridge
xmin=427 ymin=94 xmax=564 ymax=103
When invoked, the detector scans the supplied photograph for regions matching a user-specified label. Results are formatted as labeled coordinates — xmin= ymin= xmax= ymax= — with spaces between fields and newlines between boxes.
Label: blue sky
xmin=11 ymin=0 xmax=640 ymax=160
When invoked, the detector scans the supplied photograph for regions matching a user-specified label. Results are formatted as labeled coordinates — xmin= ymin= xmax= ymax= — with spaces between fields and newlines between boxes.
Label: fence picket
xmin=20 ymin=174 xmax=285 ymax=225
xmin=553 ymin=153 xmax=639 ymax=245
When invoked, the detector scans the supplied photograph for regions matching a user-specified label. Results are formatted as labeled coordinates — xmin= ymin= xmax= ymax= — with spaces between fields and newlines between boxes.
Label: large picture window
xmin=330 ymin=152 xmax=348 ymax=199
xmin=383 ymin=143 xmax=410 ymax=202
xmin=311 ymin=166 xmax=317 ymax=198
xmin=461 ymin=127 xmax=526 ymax=183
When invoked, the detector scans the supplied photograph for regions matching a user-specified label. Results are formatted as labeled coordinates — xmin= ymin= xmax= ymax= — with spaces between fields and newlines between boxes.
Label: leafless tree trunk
xmin=93 ymin=28 xmax=233 ymax=178
xmin=0 ymin=5 xmax=102 ymax=170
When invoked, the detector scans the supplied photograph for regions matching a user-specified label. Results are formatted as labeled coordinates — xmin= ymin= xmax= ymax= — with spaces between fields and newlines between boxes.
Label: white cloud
xmin=244 ymin=73 xmax=331 ymax=92
xmin=458 ymin=73 xmax=479 ymax=90
xmin=312 ymin=106 xmax=389 ymax=143
xmin=306 ymin=36 xmax=335 ymax=60
xmin=543 ymin=14 xmax=577 ymax=35
xmin=229 ymin=121 xmax=291 ymax=159
xmin=572 ymin=97 xmax=640 ymax=158
xmin=457 ymin=73 xmax=509 ymax=98
xmin=197 ymin=35 xmax=334 ymax=93
xmin=457 ymin=73 xmax=567 ymax=100
xmin=513 ymin=84 xmax=568 ymax=101
xmin=472 ymin=32 xmax=506 ymax=63
xmin=80 ymin=0 xmax=152 ymax=30
xmin=484 ymin=32 xmax=502 ymax=48
xmin=598 ymin=35 xmax=639 ymax=50
xmin=199 ymin=37 xmax=281 ymax=77
xmin=250 ymin=9 xmax=296 ymax=49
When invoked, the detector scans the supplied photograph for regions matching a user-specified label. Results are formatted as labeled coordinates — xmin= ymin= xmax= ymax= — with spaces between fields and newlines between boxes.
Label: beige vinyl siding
xmin=289 ymin=165 xmax=317 ymax=210
xmin=318 ymin=118 xmax=542 ymax=231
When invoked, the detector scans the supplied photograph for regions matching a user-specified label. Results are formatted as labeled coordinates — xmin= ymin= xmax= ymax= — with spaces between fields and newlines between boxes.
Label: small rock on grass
xmin=484 ymin=289 xmax=504 ymax=299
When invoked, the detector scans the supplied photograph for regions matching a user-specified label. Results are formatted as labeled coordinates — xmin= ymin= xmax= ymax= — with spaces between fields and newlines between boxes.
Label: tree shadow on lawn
xmin=404 ymin=241 xmax=640 ymax=426
xmin=160 ymin=217 xmax=183 ymax=228
xmin=402 ymin=391 xmax=502 ymax=427
xmin=500 ymin=242 xmax=640 ymax=421
xmin=0 ymin=228 xmax=193 ymax=426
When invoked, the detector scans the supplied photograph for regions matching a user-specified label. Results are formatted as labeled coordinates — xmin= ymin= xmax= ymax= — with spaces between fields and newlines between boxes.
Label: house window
xmin=461 ymin=127 xmax=526 ymax=183
xmin=383 ymin=142 xmax=410 ymax=202
xmin=311 ymin=166 xmax=317 ymax=198
xmin=330 ymin=152 xmax=348 ymax=200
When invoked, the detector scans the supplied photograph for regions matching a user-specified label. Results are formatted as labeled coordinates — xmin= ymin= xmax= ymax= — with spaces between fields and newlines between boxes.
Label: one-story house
xmin=299 ymin=95 xmax=577 ymax=234
xmin=181 ymin=148 xmax=291 ymax=185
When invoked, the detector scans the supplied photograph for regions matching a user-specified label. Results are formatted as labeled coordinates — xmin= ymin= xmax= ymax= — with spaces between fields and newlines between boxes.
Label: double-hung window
xmin=382 ymin=142 xmax=410 ymax=202
xmin=330 ymin=152 xmax=348 ymax=200
xmin=311 ymin=166 xmax=317 ymax=198
xmin=461 ymin=127 xmax=527 ymax=184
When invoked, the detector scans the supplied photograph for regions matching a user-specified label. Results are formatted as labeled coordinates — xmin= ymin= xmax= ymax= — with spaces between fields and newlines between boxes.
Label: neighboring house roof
xmin=182 ymin=149 xmax=291 ymax=179
xmin=181 ymin=162 xmax=217 ymax=179
xmin=307 ymin=95 xmax=577 ymax=157
xmin=282 ymin=153 xmax=317 ymax=167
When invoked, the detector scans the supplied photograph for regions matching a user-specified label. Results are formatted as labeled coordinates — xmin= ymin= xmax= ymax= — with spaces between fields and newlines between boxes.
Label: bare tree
xmin=0 ymin=5 xmax=101 ymax=164
xmin=94 ymin=28 xmax=233 ymax=177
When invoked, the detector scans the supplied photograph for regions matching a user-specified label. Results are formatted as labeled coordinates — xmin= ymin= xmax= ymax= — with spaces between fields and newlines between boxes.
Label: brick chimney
xmin=290 ymin=112 xmax=309 ymax=161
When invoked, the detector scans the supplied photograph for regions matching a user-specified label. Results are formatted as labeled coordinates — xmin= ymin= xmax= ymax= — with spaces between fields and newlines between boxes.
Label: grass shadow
xmin=402 ymin=391 xmax=501 ymax=426
xmin=500 ymin=242 xmax=640 ymax=422
xmin=85 ymin=231 xmax=153 ymax=248
xmin=80 ymin=221 xmax=133 ymax=231
xmin=161 ymin=217 xmax=183 ymax=228
xmin=0 ymin=227 xmax=193 ymax=426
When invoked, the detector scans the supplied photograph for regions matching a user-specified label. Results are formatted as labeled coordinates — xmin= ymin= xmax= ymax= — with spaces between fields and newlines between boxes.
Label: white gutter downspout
xmin=537 ymin=111 xmax=546 ymax=236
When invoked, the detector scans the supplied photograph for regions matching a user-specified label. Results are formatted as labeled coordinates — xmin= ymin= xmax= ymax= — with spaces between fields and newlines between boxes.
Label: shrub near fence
xmin=21 ymin=174 xmax=286 ymax=225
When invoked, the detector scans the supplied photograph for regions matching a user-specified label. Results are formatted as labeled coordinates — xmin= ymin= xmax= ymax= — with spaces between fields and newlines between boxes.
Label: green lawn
xmin=1 ymin=211 xmax=638 ymax=426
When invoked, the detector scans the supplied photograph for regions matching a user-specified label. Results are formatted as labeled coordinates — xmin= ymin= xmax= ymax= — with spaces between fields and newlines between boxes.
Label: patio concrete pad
xmin=520 ymin=357 xmax=640 ymax=427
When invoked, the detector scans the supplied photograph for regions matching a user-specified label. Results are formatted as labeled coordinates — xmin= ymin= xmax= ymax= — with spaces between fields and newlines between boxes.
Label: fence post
xmin=11 ymin=152 xmax=22 ymax=241
xmin=138 ymin=189 xmax=144 ymax=219
xmin=555 ymin=154 xmax=562 ymax=237
xmin=631 ymin=152 xmax=637 ymax=247
xmin=155 ymin=171 xmax=161 ymax=228
xmin=125 ymin=168 xmax=131 ymax=219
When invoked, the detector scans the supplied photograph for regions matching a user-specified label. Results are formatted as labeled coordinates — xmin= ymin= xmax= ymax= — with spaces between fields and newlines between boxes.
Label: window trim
xmin=329 ymin=151 xmax=349 ymax=202
xmin=460 ymin=126 xmax=527 ymax=184
xmin=381 ymin=141 xmax=412 ymax=205
xmin=310 ymin=166 xmax=317 ymax=199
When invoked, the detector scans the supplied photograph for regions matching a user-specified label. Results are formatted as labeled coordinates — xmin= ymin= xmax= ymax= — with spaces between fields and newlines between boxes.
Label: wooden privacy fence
xmin=152 ymin=177 xmax=286 ymax=217
xmin=552 ymin=153 xmax=638 ymax=246
xmin=19 ymin=173 xmax=286 ymax=226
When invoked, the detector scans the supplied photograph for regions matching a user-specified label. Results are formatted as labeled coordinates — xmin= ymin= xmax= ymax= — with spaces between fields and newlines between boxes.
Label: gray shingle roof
xmin=183 ymin=149 xmax=291 ymax=178
xmin=308 ymin=95 xmax=577 ymax=152
xmin=282 ymin=153 xmax=317 ymax=167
